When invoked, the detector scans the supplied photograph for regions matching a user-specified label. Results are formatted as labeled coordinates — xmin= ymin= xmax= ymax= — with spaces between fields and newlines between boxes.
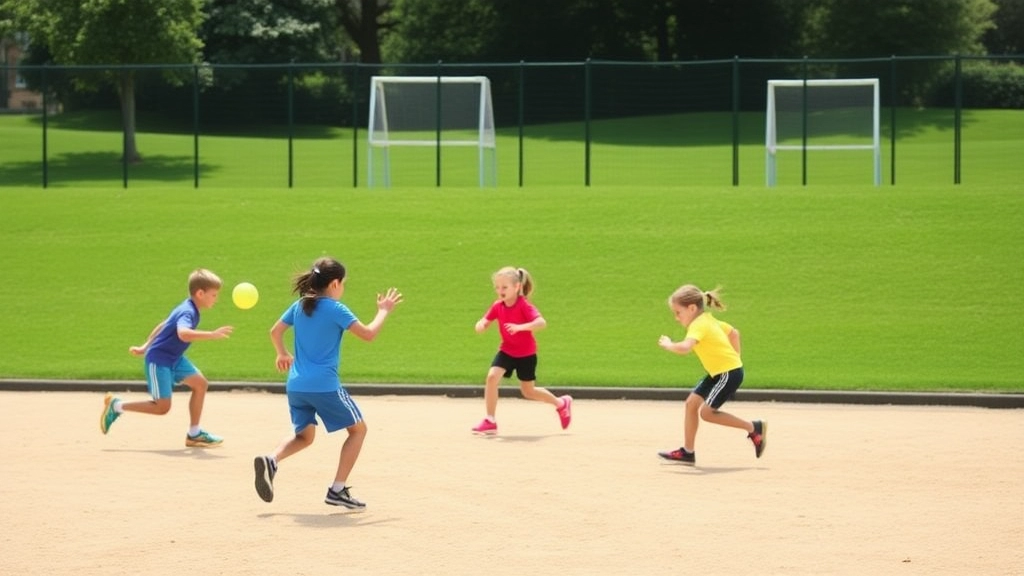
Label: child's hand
xmin=475 ymin=319 xmax=489 ymax=333
xmin=275 ymin=353 xmax=294 ymax=373
xmin=658 ymin=335 xmax=674 ymax=350
xmin=377 ymin=288 xmax=403 ymax=312
xmin=212 ymin=326 xmax=234 ymax=339
xmin=128 ymin=345 xmax=146 ymax=356
xmin=504 ymin=323 xmax=523 ymax=334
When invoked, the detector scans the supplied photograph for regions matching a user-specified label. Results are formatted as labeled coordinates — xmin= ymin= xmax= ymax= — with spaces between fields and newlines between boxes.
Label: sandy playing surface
xmin=3 ymin=391 xmax=1022 ymax=575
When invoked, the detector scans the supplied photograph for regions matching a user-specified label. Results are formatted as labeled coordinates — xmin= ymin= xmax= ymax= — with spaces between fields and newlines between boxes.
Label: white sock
xmin=188 ymin=426 xmax=201 ymax=436
xmin=113 ymin=400 xmax=124 ymax=414
xmin=485 ymin=415 xmax=496 ymax=423
xmin=331 ymin=482 xmax=346 ymax=492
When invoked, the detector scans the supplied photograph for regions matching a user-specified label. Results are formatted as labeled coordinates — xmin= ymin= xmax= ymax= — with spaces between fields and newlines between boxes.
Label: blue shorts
xmin=491 ymin=351 xmax=538 ymax=382
xmin=144 ymin=357 xmax=200 ymax=400
xmin=692 ymin=367 xmax=744 ymax=410
xmin=287 ymin=388 xmax=364 ymax=434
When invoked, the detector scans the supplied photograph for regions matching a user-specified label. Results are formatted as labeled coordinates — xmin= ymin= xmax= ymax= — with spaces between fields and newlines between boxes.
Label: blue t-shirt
xmin=281 ymin=298 xmax=357 ymax=393
xmin=145 ymin=298 xmax=199 ymax=367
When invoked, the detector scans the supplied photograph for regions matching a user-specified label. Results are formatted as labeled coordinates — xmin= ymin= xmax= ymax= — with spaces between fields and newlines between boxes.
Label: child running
xmin=472 ymin=266 xmax=571 ymax=435
xmin=100 ymin=268 xmax=233 ymax=447
xmin=656 ymin=284 xmax=766 ymax=465
xmin=253 ymin=257 xmax=401 ymax=509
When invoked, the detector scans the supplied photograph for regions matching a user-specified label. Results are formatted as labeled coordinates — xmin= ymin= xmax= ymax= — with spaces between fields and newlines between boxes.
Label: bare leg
xmin=700 ymin=404 xmax=754 ymax=433
xmin=484 ymin=367 xmax=504 ymax=417
xmin=333 ymin=421 xmax=367 ymax=484
xmin=683 ymin=393 xmax=702 ymax=452
xmin=120 ymin=397 xmax=172 ymax=416
xmin=181 ymin=373 xmax=209 ymax=428
xmin=519 ymin=380 xmax=560 ymax=407
xmin=272 ymin=424 xmax=316 ymax=463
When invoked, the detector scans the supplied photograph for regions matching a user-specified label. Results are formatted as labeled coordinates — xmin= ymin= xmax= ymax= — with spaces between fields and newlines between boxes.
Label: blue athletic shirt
xmin=281 ymin=298 xmax=357 ymax=393
xmin=145 ymin=298 xmax=199 ymax=367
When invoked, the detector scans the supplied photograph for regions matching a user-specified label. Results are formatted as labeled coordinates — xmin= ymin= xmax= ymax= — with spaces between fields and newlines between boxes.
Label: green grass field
xmin=1 ymin=109 xmax=1022 ymax=392
xmin=0 ymin=184 xmax=1021 ymax=392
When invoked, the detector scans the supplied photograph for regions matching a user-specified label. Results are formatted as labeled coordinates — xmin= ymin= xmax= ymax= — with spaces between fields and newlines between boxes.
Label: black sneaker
xmin=658 ymin=447 xmax=696 ymax=466
xmin=254 ymin=456 xmax=277 ymax=503
xmin=748 ymin=420 xmax=767 ymax=458
xmin=325 ymin=486 xmax=366 ymax=509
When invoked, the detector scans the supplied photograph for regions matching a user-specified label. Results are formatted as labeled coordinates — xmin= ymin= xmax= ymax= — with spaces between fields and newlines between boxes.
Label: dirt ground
xmin=2 ymin=391 xmax=1022 ymax=575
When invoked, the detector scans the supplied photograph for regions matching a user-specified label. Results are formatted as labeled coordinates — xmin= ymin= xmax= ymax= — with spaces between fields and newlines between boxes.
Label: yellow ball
xmin=232 ymin=282 xmax=259 ymax=310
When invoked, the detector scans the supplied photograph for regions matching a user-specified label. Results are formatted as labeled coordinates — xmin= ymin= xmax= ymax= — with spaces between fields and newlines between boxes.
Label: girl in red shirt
xmin=472 ymin=266 xmax=572 ymax=435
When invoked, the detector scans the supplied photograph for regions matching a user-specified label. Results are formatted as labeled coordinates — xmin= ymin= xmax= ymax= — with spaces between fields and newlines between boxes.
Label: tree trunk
xmin=117 ymin=72 xmax=142 ymax=164
xmin=337 ymin=0 xmax=387 ymax=64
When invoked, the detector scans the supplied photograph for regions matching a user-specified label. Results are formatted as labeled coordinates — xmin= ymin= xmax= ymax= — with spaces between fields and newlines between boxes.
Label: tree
xmin=799 ymin=0 xmax=997 ymax=57
xmin=3 ymin=0 xmax=204 ymax=163
xmin=985 ymin=0 xmax=1024 ymax=54
xmin=385 ymin=0 xmax=650 ymax=63
xmin=334 ymin=0 xmax=397 ymax=64
xmin=201 ymin=0 xmax=340 ymax=65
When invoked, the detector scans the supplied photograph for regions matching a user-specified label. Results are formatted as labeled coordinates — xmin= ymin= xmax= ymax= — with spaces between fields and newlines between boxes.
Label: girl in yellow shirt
xmin=657 ymin=284 xmax=766 ymax=466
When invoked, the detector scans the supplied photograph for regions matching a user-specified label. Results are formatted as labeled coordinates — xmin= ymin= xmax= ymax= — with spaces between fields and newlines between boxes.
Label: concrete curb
xmin=2 ymin=379 xmax=1023 ymax=409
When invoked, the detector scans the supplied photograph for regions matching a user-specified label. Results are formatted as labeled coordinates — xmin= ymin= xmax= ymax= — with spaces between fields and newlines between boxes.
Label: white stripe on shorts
xmin=706 ymin=370 xmax=729 ymax=407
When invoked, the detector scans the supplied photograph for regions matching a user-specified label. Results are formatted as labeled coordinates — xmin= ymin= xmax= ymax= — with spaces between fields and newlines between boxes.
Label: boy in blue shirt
xmin=100 ymin=268 xmax=234 ymax=447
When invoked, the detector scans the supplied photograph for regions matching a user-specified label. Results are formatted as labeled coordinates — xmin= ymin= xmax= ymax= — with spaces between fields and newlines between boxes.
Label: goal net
xmin=765 ymin=78 xmax=880 ymax=186
xmin=368 ymin=75 xmax=496 ymax=187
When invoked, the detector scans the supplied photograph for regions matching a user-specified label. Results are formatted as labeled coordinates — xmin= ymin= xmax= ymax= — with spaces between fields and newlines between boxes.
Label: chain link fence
xmin=1 ymin=56 xmax=1021 ymax=188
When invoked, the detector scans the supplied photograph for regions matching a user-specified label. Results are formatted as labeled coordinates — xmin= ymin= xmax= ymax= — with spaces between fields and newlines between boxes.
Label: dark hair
xmin=292 ymin=257 xmax=346 ymax=316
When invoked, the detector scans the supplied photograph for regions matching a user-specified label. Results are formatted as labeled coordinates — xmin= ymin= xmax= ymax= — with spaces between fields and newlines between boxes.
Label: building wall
xmin=2 ymin=37 xmax=45 ymax=111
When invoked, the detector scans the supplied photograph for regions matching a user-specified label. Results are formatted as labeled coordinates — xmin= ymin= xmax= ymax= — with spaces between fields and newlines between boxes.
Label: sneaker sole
xmin=756 ymin=421 xmax=768 ymax=458
xmin=254 ymin=457 xmax=274 ymax=503
xmin=471 ymin=430 xmax=498 ymax=436
xmin=325 ymin=499 xmax=366 ymax=509
xmin=99 ymin=394 xmax=115 ymax=434
xmin=658 ymin=456 xmax=696 ymax=466
xmin=185 ymin=440 xmax=223 ymax=448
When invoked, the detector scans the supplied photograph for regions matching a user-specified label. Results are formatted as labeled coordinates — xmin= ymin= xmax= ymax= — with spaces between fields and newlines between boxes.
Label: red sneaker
xmin=658 ymin=447 xmax=696 ymax=465
xmin=556 ymin=395 xmax=573 ymax=429
xmin=748 ymin=420 xmax=767 ymax=458
xmin=471 ymin=418 xmax=498 ymax=435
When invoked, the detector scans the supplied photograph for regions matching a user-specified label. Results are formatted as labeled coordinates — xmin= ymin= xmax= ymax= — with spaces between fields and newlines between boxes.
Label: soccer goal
xmin=765 ymin=78 xmax=880 ymax=186
xmin=367 ymin=75 xmax=496 ymax=188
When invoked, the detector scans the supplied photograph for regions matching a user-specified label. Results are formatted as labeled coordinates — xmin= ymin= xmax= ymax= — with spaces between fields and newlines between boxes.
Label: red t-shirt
xmin=485 ymin=297 xmax=541 ymax=357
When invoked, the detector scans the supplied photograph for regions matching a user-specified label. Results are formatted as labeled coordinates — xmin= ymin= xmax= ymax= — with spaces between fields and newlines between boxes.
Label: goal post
xmin=367 ymin=75 xmax=497 ymax=188
xmin=765 ymin=78 xmax=881 ymax=186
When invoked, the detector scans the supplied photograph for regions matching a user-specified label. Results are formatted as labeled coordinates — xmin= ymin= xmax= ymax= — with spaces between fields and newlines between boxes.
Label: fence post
xmin=436 ymin=61 xmax=443 ymax=188
xmin=953 ymin=54 xmax=962 ymax=185
xmin=584 ymin=58 xmax=592 ymax=187
xmin=193 ymin=64 xmax=200 ymax=188
xmin=42 ymin=63 xmax=49 ymax=189
xmin=889 ymin=56 xmax=897 ymax=186
xmin=801 ymin=56 xmax=808 ymax=186
xmin=731 ymin=56 xmax=740 ymax=186
xmin=351 ymin=62 xmax=359 ymax=188
xmin=288 ymin=61 xmax=295 ymax=188
xmin=518 ymin=60 xmax=525 ymax=188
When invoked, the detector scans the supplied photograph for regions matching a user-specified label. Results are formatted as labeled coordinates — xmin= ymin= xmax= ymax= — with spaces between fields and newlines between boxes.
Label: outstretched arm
xmin=503 ymin=315 xmax=546 ymax=335
xmin=129 ymin=321 xmax=166 ymax=356
xmin=475 ymin=317 xmax=492 ymax=333
xmin=348 ymin=288 xmax=403 ymax=342
xmin=178 ymin=325 xmax=234 ymax=342
xmin=658 ymin=335 xmax=697 ymax=355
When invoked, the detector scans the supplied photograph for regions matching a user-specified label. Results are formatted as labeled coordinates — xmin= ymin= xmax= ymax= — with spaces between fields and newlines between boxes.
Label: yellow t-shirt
xmin=685 ymin=312 xmax=742 ymax=376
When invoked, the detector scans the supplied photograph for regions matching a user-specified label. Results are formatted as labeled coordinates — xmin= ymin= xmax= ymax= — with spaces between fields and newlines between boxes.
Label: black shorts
xmin=692 ymin=367 xmax=744 ymax=409
xmin=491 ymin=351 xmax=538 ymax=382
